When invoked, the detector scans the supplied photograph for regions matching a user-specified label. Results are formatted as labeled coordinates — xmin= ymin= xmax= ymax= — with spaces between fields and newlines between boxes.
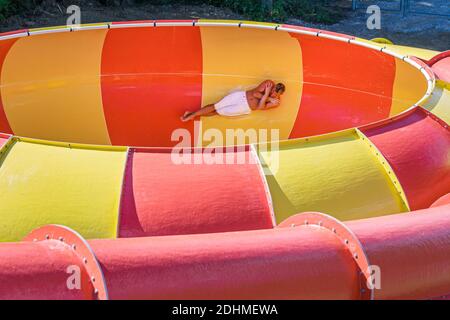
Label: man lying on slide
xmin=181 ymin=80 xmax=286 ymax=122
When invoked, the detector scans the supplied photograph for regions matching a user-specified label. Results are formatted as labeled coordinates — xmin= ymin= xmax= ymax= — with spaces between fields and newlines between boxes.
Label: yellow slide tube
xmin=0 ymin=137 xmax=127 ymax=242
xmin=258 ymin=129 xmax=409 ymax=223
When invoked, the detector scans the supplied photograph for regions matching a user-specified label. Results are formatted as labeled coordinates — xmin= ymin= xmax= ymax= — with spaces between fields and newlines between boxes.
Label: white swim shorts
xmin=214 ymin=91 xmax=251 ymax=117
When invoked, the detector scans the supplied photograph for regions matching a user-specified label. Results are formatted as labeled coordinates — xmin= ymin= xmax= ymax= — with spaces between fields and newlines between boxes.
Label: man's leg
xmin=182 ymin=104 xmax=217 ymax=121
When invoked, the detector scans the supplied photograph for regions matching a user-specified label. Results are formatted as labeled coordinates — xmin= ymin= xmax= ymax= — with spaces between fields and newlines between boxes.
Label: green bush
xmin=134 ymin=0 xmax=342 ymax=24
xmin=0 ymin=0 xmax=42 ymax=20
xmin=223 ymin=0 xmax=343 ymax=24
xmin=282 ymin=0 xmax=342 ymax=24
xmin=0 ymin=0 xmax=343 ymax=24
xmin=0 ymin=0 xmax=13 ymax=20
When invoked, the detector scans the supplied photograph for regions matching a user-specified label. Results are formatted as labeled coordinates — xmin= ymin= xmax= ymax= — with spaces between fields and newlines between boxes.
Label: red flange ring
xmin=424 ymin=50 xmax=450 ymax=68
xmin=431 ymin=193 xmax=450 ymax=208
xmin=23 ymin=224 xmax=108 ymax=300
xmin=278 ymin=212 xmax=374 ymax=300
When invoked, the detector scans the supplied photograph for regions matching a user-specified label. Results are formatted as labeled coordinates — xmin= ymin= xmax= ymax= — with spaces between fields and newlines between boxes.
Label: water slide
xmin=0 ymin=20 xmax=449 ymax=300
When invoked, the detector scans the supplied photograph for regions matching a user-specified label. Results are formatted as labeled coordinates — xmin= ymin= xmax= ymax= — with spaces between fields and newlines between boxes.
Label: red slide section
xmin=288 ymin=33 xmax=396 ymax=138
xmin=0 ymin=240 xmax=88 ymax=300
xmin=0 ymin=133 xmax=10 ymax=147
xmin=360 ymin=107 xmax=450 ymax=210
xmin=0 ymin=38 xmax=17 ymax=134
xmin=431 ymin=193 xmax=450 ymax=207
xmin=118 ymin=147 xmax=274 ymax=237
xmin=347 ymin=207 xmax=450 ymax=300
xmin=2 ymin=203 xmax=450 ymax=300
xmin=101 ymin=26 xmax=203 ymax=147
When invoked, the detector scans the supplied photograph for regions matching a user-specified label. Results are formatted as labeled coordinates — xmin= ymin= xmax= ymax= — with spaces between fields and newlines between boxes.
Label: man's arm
xmin=257 ymin=92 xmax=270 ymax=110
xmin=265 ymin=97 xmax=280 ymax=109
xmin=255 ymin=80 xmax=274 ymax=93
xmin=254 ymin=80 xmax=273 ymax=110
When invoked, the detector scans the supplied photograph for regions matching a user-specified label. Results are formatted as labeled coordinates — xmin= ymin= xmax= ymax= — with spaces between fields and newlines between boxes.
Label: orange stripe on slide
xmin=101 ymin=27 xmax=203 ymax=147
xmin=0 ymin=38 xmax=17 ymax=134
xmin=289 ymin=35 xmax=396 ymax=138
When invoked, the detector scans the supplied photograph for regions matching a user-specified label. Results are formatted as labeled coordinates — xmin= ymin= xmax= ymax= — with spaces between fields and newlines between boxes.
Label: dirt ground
xmin=288 ymin=0 xmax=449 ymax=52
xmin=0 ymin=0 xmax=448 ymax=51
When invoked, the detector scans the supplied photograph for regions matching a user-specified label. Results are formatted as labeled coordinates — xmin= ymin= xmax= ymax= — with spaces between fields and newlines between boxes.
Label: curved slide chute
xmin=0 ymin=20 xmax=449 ymax=299
xmin=2 ymin=204 xmax=450 ymax=300
xmin=423 ymin=50 xmax=450 ymax=83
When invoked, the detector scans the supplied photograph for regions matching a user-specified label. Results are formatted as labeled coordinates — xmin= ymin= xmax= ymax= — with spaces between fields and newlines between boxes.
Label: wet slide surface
xmin=0 ymin=20 xmax=449 ymax=300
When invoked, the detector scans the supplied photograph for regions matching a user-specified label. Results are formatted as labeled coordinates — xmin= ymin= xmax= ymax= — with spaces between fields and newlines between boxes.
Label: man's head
xmin=271 ymin=82 xmax=286 ymax=98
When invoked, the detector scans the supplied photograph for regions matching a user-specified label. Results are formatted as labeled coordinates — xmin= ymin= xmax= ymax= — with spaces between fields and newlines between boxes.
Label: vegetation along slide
xmin=0 ymin=20 xmax=449 ymax=300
